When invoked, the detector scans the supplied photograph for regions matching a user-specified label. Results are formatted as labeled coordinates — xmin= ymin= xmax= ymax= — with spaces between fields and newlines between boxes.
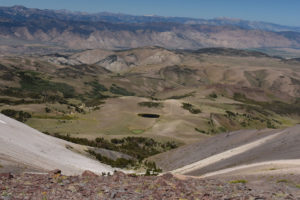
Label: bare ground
xmin=0 ymin=114 xmax=114 ymax=175
xmin=153 ymin=125 xmax=300 ymax=176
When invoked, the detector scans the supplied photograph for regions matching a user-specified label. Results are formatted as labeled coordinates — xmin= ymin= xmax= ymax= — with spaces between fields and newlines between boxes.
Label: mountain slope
xmin=43 ymin=47 xmax=300 ymax=98
xmin=0 ymin=114 xmax=113 ymax=175
xmin=152 ymin=125 xmax=300 ymax=176
xmin=1 ymin=6 xmax=300 ymax=53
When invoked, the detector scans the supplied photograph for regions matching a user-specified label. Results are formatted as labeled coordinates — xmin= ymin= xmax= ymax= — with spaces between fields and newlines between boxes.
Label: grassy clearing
xmin=269 ymin=168 xmax=277 ymax=171
xmin=229 ymin=180 xmax=247 ymax=184
xmin=131 ymin=129 xmax=145 ymax=134
xmin=32 ymin=114 xmax=77 ymax=120
xmin=277 ymin=179 xmax=289 ymax=183
xmin=24 ymin=94 xmax=296 ymax=144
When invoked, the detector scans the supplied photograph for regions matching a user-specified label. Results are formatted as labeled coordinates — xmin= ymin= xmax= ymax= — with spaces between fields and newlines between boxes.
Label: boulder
xmin=82 ymin=170 xmax=98 ymax=177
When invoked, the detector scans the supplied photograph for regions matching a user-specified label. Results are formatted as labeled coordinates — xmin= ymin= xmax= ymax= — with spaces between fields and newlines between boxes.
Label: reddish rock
xmin=155 ymin=177 xmax=168 ymax=187
xmin=161 ymin=173 xmax=174 ymax=180
xmin=0 ymin=171 xmax=295 ymax=199
xmin=82 ymin=170 xmax=98 ymax=177
xmin=49 ymin=169 xmax=61 ymax=175
xmin=202 ymin=193 xmax=211 ymax=200
xmin=113 ymin=171 xmax=126 ymax=178
xmin=0 ymin=172 xmax=14 ymax=179
xmin=128 ymin=173 xmax=138 ymax=178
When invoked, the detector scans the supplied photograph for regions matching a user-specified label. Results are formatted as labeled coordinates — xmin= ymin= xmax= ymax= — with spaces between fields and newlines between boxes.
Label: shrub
xmin=230 ymin=180 xmax=247 ymax=184
xmin=218 ymin=126 xmax=227 ymax=133
xmin=88 ymin=150 xmax=136 ymax=168
xmin=17 ymin=71 xmax=75 ymax=98
xmin=240 ymin=121 xmax=247 ymax=127
xmin=168 ymin=92 xmax=195 ymax=99
xmin=47 ymin=133 xmax=179 ymax=161
xmin=111 ymin=138 xmax=124 ymax=144
xmin=182 ymin=103 xmax=201 ymax=114
xmin=86 ymin=80 xmax=108 ymax=92
xmin=85 ymin=80 xmax=108 ymax=99
xmin=85 ymin=99 xmax=105 ymax=107
xmin=267 ymin=120 xmax=276 ymax=129
xmin=1 ymin=109 xmax=31 ymax=122
xmin=110 ymin=84 xmax=135 ymax=96
xmin=138 ymin=102 xmax=163 ymax=108
xmin=144 ymin=161 xmax=162 ymax=176
xmin=277 ymin=179 xmax=288 ymax=183
xmin=209 ymin=92 xmax=218 ymax=98
xmin=225 ymin=110 xmax=236 ymax=117
xmin=45 ymin=107 xmax=51 ymax=113
xmin=0 ymin=98 xmax=41 ymax=105
xmin=195 ymin=128 xmax=207 ymax=134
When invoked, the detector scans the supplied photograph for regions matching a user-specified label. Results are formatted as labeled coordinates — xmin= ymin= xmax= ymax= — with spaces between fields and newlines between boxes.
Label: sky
xmin=0 ymin=0 xmax=299 ymax=26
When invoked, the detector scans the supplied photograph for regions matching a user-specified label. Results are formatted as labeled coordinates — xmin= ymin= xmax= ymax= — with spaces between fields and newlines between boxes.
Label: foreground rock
xmin=0 ymin=171 xmax=299 ymax=199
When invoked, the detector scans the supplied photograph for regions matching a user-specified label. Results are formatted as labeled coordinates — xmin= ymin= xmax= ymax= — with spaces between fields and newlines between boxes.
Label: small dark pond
xmin=138 ymin=113 xmax=160 ymax=118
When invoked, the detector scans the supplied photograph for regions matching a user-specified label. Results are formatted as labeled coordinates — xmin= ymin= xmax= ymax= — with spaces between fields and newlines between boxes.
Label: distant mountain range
xmin=3 ymin=5 xmax=300 ymax=32
xmin=1 ymin=5 xmax=300 ymax=52
xmin=59 ymin=12 xmax=300 ymax=33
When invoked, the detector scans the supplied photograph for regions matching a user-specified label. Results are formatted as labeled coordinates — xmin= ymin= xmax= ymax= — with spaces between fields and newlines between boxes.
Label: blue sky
xmin=0 ymin=0 xmax=299 ymax=26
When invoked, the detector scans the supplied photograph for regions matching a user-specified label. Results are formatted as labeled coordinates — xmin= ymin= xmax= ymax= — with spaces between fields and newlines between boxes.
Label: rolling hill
xmin=0 ymin=47 xmax=299 ymax=146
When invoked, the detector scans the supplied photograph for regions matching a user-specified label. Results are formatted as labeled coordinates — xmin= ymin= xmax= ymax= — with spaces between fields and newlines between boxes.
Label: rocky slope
xmin=1 ymin=170 xmax=299 ymax=199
